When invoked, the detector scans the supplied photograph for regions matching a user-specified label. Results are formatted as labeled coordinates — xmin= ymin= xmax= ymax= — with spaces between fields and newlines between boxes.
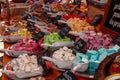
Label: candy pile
xmin=11 ymin=20 xmax=27 ymax=28
xmin=43 ymin=33 xmax=71 ymax=45
xmin=67 ymin=18 xmax=94 ymax=33
xmin=50 ymin=3 xmax=64 ymax=12
xmin=52 ymin=47 xmax=75 ymax=61
xmin=13 ymin=38 xmax=41 ymax=53
xmin=76 ymin=45 xmax=120 ymax=75
xmin=10 ymin=54 xmax=43 ymax=72
xmin=79 ymin=31 xmax=113 ymax=50
xmin=109 ymin=55 xmax=120 ymax=74
xmin=30 ymin=77 xmax=45 ymax=80
xmin=62 ymin=14 xmax=80 ymax=20
xmin=10 ymin=28 xmax=32 ymax=38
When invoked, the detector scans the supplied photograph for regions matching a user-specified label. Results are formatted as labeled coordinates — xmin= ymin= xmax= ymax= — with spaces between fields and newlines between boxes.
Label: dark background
xmin=105 ymin=0 xmax=120 ymax=32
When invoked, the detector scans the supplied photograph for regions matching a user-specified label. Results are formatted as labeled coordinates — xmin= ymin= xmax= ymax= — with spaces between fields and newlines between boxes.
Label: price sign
xmin=59 ymin=26 xmax=71 ymax=38
xmin=56 ymin=70 xmax=77 ymax=80
xmin=101 ymin=0 xmax=120 ymax=38
xmin=73 ymin=39 xmax=86 ymax=52
xmin=37 ymin=31 xmax=45 ymax=39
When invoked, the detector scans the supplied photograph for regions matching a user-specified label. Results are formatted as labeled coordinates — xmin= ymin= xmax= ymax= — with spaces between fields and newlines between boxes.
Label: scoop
xmin=41 ymin=42 xmax=74 ymax=49
xmin=0 ymin=49 xmax=31 ymax=57
xmin=2 ymin=70 xmax=42 ymax=79
xmin=0 ymin=36 xmax=24 ymax=43
xmin=42 ymin=56 xmax=73 ymax=69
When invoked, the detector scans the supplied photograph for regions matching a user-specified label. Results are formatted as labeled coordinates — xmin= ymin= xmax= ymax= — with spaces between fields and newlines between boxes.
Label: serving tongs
xmin=42 ymin=42 xmax=74 ymax=49
xmin=27 ymin=19 xmax=47 ymax=26
xmin=27 ymin=19 xmax=50 ymax=34
xmin=0 ymin=49 xmax=31 ymax=57
xmin=0 ymin=36 xmax=24 ymax=43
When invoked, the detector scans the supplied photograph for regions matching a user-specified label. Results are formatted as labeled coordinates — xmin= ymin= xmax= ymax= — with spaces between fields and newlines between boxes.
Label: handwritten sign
xmin=73 ymin=39 xmax=86 ymax=52
xmin=37 ymin=31 xmax=45 ymax=39
xmin=59 ymin=26 xmax=71 ymax=38
xmin=56 ymin=70 xmax=77 ymax=80
xmin=101 ymin=0 xmax=120 ymax=38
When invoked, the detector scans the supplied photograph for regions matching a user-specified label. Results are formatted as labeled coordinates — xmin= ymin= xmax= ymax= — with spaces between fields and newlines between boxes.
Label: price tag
xmin=113 ymin=33 xmax=120 ymax=46
xmin=37 ymin=31 xmax=45 ymax=39
xmin=56 ymin=70 xmax=77 ymax=80
xmin=43 ymin=50 xmax=51 ymax=57
xmin=73 ymin=39 xmax=86 ymax=52
xmin=58 ymin=26 xmax=71 ymax=38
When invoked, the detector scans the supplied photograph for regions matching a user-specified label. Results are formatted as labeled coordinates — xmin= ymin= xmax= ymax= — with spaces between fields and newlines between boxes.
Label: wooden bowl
xmin=94 ymin=52 xmax=120 ymax=80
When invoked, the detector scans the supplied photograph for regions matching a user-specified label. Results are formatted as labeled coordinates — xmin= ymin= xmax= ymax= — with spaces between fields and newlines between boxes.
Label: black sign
xmin=37 ymin=31 xmax=45 ymax=39
xmin=56 ymin=70 xmax=77 ymax=80
xmin=90 ymin=14 xmax=103 ymax=26
xmin=58 ymin=26 xmax=71 ymax=38
xmin=105 ymin=0 xmax=120 ymax=32
xmin=113 ymin=33 xmax=120 ymax=46
xmin=73 ymin=39 xmax=86 ymax=52
xmin=33 ymin=31 xmax=45 ymax=41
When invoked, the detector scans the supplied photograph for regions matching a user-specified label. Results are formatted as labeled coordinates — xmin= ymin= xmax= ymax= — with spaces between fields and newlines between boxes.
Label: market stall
xmin=0 ymin=0 xmax=120 ymax=80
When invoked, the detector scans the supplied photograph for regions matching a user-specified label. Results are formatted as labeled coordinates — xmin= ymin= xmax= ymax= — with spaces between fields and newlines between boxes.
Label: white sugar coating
xmin=82 ymin=58 xmax=89 ymax=63
xmin=52 ymin=47 xmax=75 ymax=61
xmin=11 ymin=54 xmax=43 ymax=73
xmin=25 ymin=65 xmax=31 ymax=72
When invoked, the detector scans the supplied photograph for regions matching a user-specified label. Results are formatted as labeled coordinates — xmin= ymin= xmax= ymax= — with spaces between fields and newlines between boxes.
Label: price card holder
xmin=58 ymin=26 xmax=71 ymax=38
xmin=37 ymin=31 xmax=45 ymax=39
xmin=101 ymin=0 xmax=120 ymax=38
xmin=56 ymin=70 xmax=77 ymax=80
xmin=113 ymin=33 xmax=120 ymax=46
xmin=33 ymin=31 xmax=45 ymax=41
xmin=73 ymin=39 xmax=86 ymax=52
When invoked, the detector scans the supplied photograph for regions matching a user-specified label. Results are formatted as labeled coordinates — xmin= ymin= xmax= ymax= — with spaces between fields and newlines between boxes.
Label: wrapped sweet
xmin=13 ymin=38 xmax=41 ymax=53
xmin=10 ymin=28 xmax=32 ymax=38
xmin=67 ymin=18 xmax=94 ymax=33
xmin=11 ymin=54 xmax=43 ymax=73
xmin=30 ymin=77 xmax=45 ymax=80
xmin=10 ymin=20 xmax=27 ymax=28
xmin=52 ymin=47 xmax=75 ymax=61
xmin=78 ymin=31 xmax=113 ymax=50
xmin=76 ymin=45 xmax=120 ymax=74
xmin=42 ymin=33 xmax=72 ymax=48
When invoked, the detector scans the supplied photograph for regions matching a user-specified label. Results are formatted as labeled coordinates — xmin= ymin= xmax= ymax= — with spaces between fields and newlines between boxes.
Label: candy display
xmin=76 ymin=45 xmax=120 ymax=75
xmin=10 ymin=28 xmax=32 ymax=38
xmin=62 ymin=14 xmax=81 ymax=20
xmin=3 ymin=54 xmax=44 ymax=79
xmin=79 ymin=31 xmax=113 ymax=50
xmin=43 ymin=33 xmax=71 ymax=45
xmin=52 ymin=47 xmax=75 ymax=61
xmin=49 ymin=3 xmax=64 ymax=12
xmin=10 ymin=20 xmax=27 ymax=28
xmin=67 ymin=18 xmax=94 ymax=33
xmin=13 ymin=38 xmax=41 ymax=53
xmin=42 ymin=47 xmax=75 ymax=69
xmin=2 ymin=0 xmax=119 ymax=80
xmin=10 ymin=54 xmax=43 ymax=73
